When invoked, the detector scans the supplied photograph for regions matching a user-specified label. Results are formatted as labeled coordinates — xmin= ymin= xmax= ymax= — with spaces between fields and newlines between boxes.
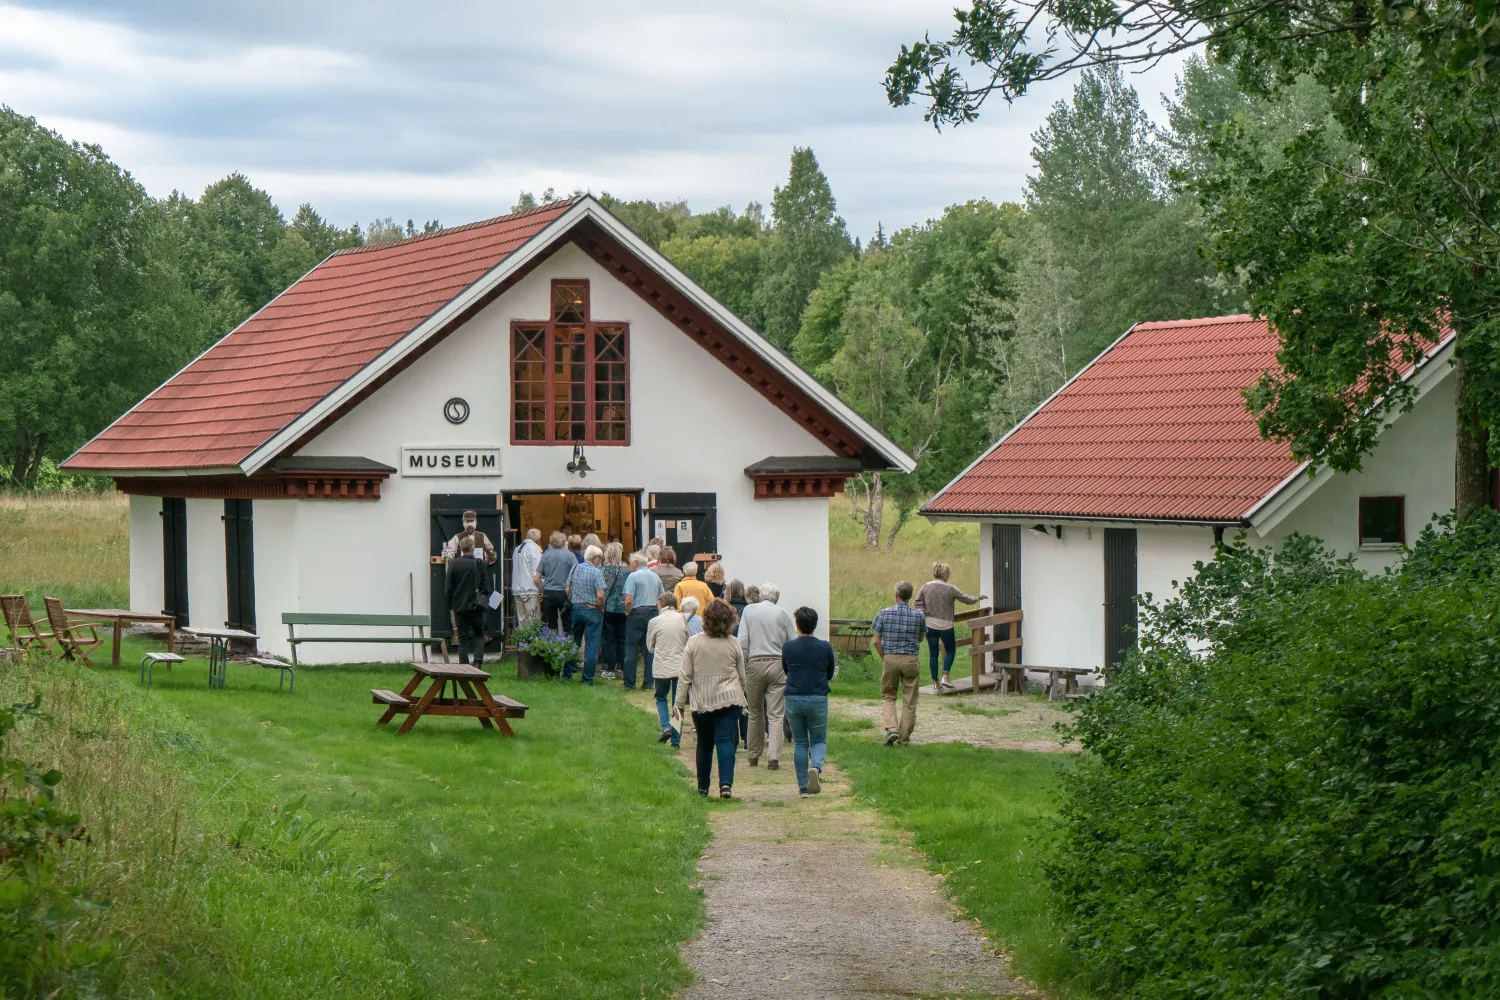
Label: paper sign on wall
xmin=676 ymin=519 xmax=693 ymax=543
xmin=653 ymin=520 xmax=666 ymax=540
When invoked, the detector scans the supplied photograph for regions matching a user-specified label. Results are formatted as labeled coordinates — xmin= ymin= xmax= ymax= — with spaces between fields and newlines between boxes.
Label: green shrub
xmin=1048 ymin=519 xmax=1500 ymax=999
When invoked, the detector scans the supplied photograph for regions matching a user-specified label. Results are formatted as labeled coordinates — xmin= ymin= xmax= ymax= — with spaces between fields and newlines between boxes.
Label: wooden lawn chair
xmin=2 ymin=594 xmax=58 ymax=655
xmin=42 ymin=597 xmax=103 ymax=666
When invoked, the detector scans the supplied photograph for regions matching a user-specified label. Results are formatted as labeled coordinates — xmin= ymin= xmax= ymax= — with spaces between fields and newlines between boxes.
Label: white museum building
xmin=923 ymin=314 xmax=1457 ymax=674
xmin=63 ymin=197 xmax=913 ymax=662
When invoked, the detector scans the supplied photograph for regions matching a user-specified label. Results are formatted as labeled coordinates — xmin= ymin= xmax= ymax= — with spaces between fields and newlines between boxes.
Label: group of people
xmin=446 ymin=510 xmax=985 ymax=799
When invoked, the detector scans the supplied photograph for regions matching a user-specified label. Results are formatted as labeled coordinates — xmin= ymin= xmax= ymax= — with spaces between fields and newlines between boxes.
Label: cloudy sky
xmin=1 ymin=1 xmax=1187 ymax=239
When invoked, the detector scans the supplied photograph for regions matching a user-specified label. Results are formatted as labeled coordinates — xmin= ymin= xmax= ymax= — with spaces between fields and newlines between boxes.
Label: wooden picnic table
xmin=178 ymin=626 xmax=258 ymax=689
xmin=65 ymin=608 xmax=176 ymax=669
xmin=372 ymin=662 xmax=527 ymax=736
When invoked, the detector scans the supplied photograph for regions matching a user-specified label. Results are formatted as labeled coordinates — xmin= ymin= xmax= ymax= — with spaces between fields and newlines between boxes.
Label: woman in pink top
xmin=914 ymin=563 xmax=985 ymax=689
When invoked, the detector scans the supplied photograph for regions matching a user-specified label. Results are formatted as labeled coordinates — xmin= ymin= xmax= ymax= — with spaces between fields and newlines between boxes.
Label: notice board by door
xmin=223 ymin=499 xmax=256 ymax=632
xmin=429 ymin=494 xmax=504 ymax=649
xmin=1103 ymin=527 xmax=1138 ymax=673
xmin=160 ymin=497 xmax=189 ymax=627
xmin=646 ymin=493 xmax=717 ymax=570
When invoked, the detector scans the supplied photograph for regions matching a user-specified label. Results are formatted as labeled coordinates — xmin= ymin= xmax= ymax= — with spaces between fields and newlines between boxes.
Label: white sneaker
xmin=806 ymin=767 xmax=821 ymax=794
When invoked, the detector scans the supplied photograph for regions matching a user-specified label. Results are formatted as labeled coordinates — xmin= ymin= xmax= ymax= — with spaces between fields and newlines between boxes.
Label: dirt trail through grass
xmin=628 ymin=692 xmax=1034 ymax=1000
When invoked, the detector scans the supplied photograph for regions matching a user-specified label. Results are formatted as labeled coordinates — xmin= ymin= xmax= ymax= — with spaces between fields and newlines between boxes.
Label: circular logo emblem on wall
xmin=443 ymin=397 xmax=470 ymax=425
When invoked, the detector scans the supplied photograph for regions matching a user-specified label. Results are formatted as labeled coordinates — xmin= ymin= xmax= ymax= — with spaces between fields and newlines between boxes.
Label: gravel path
xmin=626 ymin=690 xmax=1038 ymax=1000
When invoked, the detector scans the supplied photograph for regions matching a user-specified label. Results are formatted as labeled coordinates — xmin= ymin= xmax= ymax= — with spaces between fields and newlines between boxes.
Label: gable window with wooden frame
xmin=511 ymin=279 xmax=630 ymax=445
xmin=1358 ymin=495 xmax=1405 ymax=548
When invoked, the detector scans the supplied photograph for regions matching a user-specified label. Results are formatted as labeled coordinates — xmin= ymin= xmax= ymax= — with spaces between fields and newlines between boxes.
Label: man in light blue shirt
xmin=566 ymin=546 xmax=607 ymax=685
xmin=622 ymin=552 xmax=664 ymax=690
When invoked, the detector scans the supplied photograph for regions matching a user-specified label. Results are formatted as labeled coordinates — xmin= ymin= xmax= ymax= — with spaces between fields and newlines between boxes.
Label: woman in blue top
xmin=781 ymin=606 xmax=837 ymax=797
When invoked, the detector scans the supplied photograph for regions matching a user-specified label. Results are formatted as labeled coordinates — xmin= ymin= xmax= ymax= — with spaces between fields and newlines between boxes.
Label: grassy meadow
xmin=827 ymin=494 xmax=981 ymax=620
xmin=0 ymin=493 xmax=130 ymax=609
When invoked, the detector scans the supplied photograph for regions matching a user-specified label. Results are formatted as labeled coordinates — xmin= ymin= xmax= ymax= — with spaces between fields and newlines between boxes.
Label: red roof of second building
xmin=65 ymin=201 xmax=575 ymax=472
xmin=925 ymin=315 xmax=1304 ymax=522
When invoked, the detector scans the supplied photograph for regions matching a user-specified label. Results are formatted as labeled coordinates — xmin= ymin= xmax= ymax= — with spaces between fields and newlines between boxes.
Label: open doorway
xmin=501 ymin=490 xmax=641 ymax=631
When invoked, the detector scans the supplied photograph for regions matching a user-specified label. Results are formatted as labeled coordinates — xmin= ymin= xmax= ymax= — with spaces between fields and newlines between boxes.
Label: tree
xmin=753 ymin=148 xmax=852 ymax=349
xmin=0 ymin=109 xmax=207 ymax=486
xmin=885 ymin=0 xmax=1500 ymax=514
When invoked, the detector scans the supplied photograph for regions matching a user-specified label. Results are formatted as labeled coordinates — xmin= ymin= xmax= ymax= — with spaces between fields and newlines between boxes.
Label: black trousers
xmin=694 ymin=706 xmax=742 ymax=793
xmin=453 ymin=607 xmax=486 ymax=665
xmin=542 ymin=590 xmax=569 ymax=632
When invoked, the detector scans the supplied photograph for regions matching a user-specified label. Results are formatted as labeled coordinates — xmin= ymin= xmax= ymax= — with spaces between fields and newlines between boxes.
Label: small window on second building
xmin=1358 ymin=496 xmax=1404 ymax=546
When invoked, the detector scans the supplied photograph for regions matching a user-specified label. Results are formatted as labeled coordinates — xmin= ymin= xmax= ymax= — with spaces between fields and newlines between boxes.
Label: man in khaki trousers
xmin=737 ymin=583 xmax=796 ymax=768
xmin=872 ymin=581 xmax=925 ymax=746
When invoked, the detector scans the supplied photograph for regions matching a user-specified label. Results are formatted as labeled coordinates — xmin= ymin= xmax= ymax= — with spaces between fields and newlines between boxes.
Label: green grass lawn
xmin=833 ymin=735 xmax=1103 ymax=1000
xmin=2 ymin=636 xmax=711 ymax=998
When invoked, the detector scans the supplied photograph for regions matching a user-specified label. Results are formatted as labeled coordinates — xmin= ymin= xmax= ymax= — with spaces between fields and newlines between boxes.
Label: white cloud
xmin=2 ymin=1 xmax=1192 ymax=235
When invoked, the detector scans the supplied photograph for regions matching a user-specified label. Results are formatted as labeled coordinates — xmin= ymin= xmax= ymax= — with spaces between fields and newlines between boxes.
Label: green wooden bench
xmin=282 ymin=613 xmax=448 ymax=666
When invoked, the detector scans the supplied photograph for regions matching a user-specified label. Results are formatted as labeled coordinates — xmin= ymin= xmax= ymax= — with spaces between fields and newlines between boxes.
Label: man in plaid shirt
xmin=872 ymin=581 xmax=926 ymax=745
xmin=566 ymin=546 xmax=608 ymax=685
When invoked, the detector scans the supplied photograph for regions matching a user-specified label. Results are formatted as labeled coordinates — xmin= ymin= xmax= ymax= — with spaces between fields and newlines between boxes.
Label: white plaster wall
xmin=1016 ymin=524 xmax=1104 ymax=670
xmin=184 ymin=498 xmax=226 ymax=631
xmin=1136 ymin=524 xmax=1218 ymax=609
xmin=251 ymin=499 xmax=299 ymax=659
xmin=1262 ymin=374 xmax=1456 ymax=573
xmin=280 ymin=243 xmax=836 ymax=662
xmin=128 ymin=495 xmax=163 ymax=615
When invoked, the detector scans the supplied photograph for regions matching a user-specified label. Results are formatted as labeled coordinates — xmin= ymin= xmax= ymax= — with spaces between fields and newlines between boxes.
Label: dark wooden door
xmin=991 ymin=524 xmax=1021 ymax=613
xmin=222 ymin=499 xmax=256 ymax=632
xmin=646 ymin=492 xmax=716 ymax=569
xmin=429 ymin=494 xmax=504 ymax=648
xmin=1103 ymin=527 xmax=1138 ymax=673
xmin=160 ymin=497 xmax=189 ymax=626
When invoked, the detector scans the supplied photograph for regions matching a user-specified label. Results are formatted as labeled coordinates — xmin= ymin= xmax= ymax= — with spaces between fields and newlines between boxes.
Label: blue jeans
xmin=785 ymin=695 xmax=828 ymax=790
xmin=568 ymin=605 xmax=603 ymax=684
xmin=693 ymin=706 xmax=741 ymax=792
xmin=927 ymin=627 xmax=956 ymax=683
xmin=654 ymin=677 xmax=679 ymax=745
xmin=622 ymin=608 xmax=657 ymax=689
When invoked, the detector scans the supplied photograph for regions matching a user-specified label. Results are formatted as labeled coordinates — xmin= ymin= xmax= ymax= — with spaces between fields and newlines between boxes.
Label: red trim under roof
xmin=925 ymin=315 xmax=1307 ymax=522
xmin=63 ymin=201 xmax=576 ymax=473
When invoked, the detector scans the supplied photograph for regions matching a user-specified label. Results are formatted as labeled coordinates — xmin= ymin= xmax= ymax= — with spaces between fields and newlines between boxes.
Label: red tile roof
xmin=64 ymin=201 xmax=576 ymax=472
xmin=925 ymin=315 xmax=1304 ymax=522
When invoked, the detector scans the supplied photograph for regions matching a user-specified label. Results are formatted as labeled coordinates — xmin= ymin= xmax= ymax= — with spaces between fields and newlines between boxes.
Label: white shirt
xmin=738 ymin=601 xmax=796 ymax=660
xmin=511 ymin=539 xmax=542 ymax=595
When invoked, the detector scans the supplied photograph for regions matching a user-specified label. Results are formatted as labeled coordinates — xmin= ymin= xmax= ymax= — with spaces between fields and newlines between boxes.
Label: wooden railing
xmin=955 ymin=607 xmax=1027 ymax=694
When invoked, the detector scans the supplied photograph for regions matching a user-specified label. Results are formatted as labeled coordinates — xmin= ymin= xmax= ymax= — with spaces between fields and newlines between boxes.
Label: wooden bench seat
xmin=249 ymin=656 xmax=297 ymax=693
xmin=371 ymin=688 xmax=412 ymax=707
xmin=284 ymin=613 xmax=448 ymax=666
xmin=139 ymin=651 xmax=185 ymax=686
xmin=491 ymin=694 xmax=528 ymax=714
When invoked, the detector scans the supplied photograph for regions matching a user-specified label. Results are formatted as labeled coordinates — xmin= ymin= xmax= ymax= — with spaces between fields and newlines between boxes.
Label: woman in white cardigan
xmin=674 ymin=598 xmax=749 ymax=798
xmin=646 ymin=593 xmax=690 ymax=747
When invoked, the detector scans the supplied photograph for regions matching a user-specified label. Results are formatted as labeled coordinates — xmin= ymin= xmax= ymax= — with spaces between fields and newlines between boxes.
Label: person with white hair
xmin=564 ymin=544 xmax=607 ymax=684
xmin=674 ymin=562 xmax=714 ymax=619
xmin=680 ymin=595 xmax=704 ymax=636
xmin=622 ymin=551 xmax=664 ymax=690
xmin=511 ymin=527 xmax=543 ymax=625
xmin=736 ymin=583 xmax=796 ymax=769
xmin=645 ymin=593 xmax=689 ymax=746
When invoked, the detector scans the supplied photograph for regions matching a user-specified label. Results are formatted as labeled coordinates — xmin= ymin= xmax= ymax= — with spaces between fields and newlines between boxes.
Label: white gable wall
xmin=1260 ymin=374 xmax=1456 ymax=570
xmin=244 ymin=243 xmax=835 ymax=662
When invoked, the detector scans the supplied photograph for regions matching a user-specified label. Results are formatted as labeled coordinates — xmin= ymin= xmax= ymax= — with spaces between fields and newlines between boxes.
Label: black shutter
xmin=1103 ymin=527 xmax=1138 ymax=673
xmin=430 ymin=494 xmax=505 ymax=648
xmin=991 ymin=524 xmax=1021 ymax=613
xmin=645 ymin=492 xmax=716 ymax=569
xmin=223 ymin=499 xmax=256 ymax=631
xmin=161 ymin=497 xmax=190 ymax=627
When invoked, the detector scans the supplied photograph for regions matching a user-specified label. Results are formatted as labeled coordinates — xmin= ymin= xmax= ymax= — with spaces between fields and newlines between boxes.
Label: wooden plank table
xmin=178 ymin=626 xmax=258 ymax=689
xmin=372 ymin=662 xmax=527 ymax=736
xmin=65 ymin=608 xmax=177 ymax=668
